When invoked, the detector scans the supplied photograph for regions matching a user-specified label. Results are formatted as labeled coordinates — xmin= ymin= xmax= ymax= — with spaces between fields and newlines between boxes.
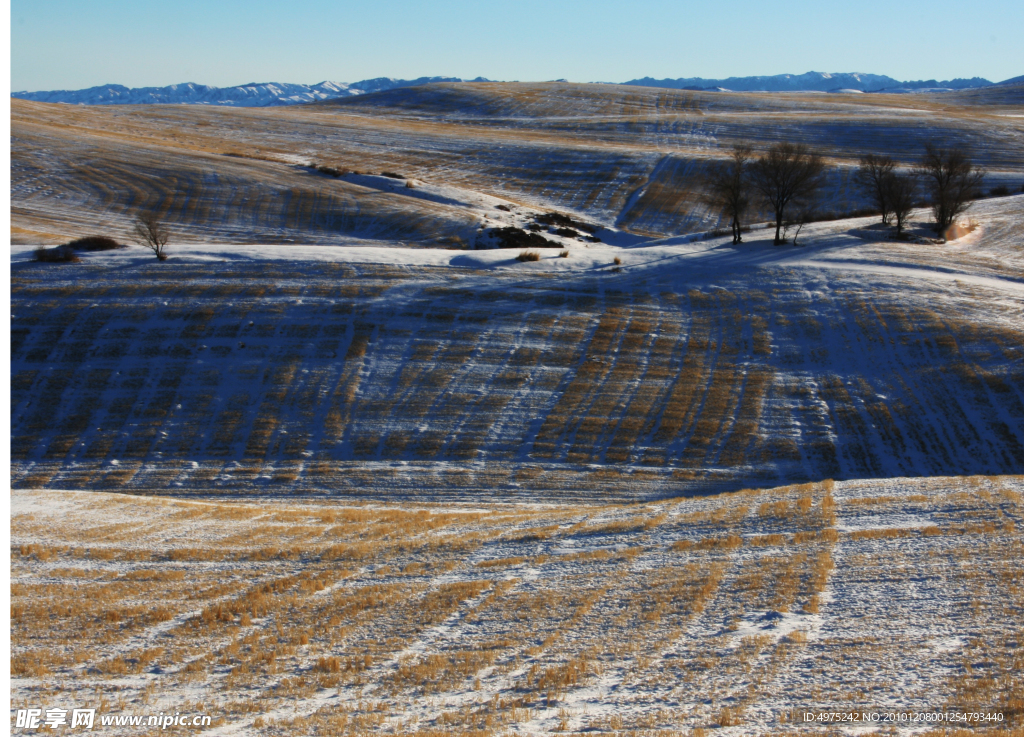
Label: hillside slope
xmin=12 ymin=83 xmax=1024 ymax=246
xmin=11 ymin=197 xmax=1024 ymax=500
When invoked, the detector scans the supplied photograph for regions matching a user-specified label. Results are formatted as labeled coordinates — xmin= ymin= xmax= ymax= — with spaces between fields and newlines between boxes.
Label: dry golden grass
xmin=10 ymin=475 xmax=1024 ymax=735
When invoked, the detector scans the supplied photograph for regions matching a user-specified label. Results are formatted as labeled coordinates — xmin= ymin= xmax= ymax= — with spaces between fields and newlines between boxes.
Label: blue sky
xmin=10 ymin=0 xmax=1024 ymax=91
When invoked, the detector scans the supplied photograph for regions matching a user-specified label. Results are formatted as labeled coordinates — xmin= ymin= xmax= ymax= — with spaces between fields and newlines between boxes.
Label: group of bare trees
xmin=704 ymin=142 xmax=826 ymax=245
xmin=704 ymin=141 xmax=985 ymax=244
xmin=854 ymin=146 xmax=983 ymax=236
xmin=854 ymin=155 xmax=913 ymax=235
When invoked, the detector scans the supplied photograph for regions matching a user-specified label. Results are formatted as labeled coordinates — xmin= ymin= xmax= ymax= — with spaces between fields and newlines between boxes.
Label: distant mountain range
xmin=10 ymin=76 xmax=492 ymax=107
xmin=620 ymin=71 xmax=999 ymax=93
xmin=12 ymin=72 xmax=1019 ymax=107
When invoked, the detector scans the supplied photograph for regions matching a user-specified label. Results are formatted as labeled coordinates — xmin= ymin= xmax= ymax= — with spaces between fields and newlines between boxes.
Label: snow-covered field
xmin=11 ymin=475 xmax=1023 ymax=734
xmin=10 ymin=82 xmax=1024 ymax=735
xmin=11 ymin=196 xmax=1024 ymax=500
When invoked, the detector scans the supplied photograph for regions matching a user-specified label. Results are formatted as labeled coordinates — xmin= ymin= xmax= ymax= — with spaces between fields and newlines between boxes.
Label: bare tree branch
xmin=132 ymin=212 xmax=170 ymax=260
xmin=854 ymin=154 xmax=897 ymax=225
xmin=914 ymin=144 xmax=984 ymax=236
xmin=748 ymin=143 xmax=827 ymax=245
xmin=883 ymin=171 xmax=918 ymax=237
xmin=703 ymin=145 xmax=752 ymax=244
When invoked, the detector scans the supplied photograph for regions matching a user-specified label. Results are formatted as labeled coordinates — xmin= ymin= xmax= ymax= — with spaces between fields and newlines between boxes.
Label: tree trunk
xmin=774 ymin=214 xmax=784 ymax=245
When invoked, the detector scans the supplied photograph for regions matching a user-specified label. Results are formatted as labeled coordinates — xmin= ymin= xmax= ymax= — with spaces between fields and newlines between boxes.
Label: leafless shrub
xmin=535 ymin=211 xmax=597 ymax=233
xmin=33 ymin=245 xmax=79 ymax=263
xmin=314 ymin=164 xmax=346 ymax=178
xmin=559 ymin=249 xmax=570 ymax=258
xmin=132 ymin=212 xmax=170 ymax=260
xmin=517 ymin=251 xmax=540 ymax=262
xmin=67 ymin=236 xmax=122 ymax=251
xmin=491 ymin=226 xmax=559 ymax=249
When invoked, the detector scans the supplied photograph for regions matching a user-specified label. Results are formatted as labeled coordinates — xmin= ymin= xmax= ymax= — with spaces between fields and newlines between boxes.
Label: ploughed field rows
xmin=331 ymin=83 xmax=1024 ymax=170
xmin=10 ymin=259 xmax=1024 ymax=500
xmin=13 ymin=83 xmax=1024 ymax=245
xmin=11 ymin=107 xmax=480 ymax=247
xmin=11 ymin=475 xmax=1023 ymax=735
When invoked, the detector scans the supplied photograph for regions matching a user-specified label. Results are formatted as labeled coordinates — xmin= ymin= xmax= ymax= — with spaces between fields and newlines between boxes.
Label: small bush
xmin=315 ymin=164 xmax=345 ymax=178
xmin=67 ymin=236 xmax=121 ymax=251
xmin=552 ymin=227 xmax=579 ymax=238
xmin=989 ymin=185 xmax=1010 ymax=197
xmin=405 ymin=180 xmax=416 ymax=188
xmin=381 ymin=171 xmax=404 ymax=179
xmin=613 ymin=256 xmax=622 ymax=266
xmin=703 ymin=227 xmax=731 ymax=240
xmin=559 ymin=249 xmax=570 ymax=258
xmin=490 ymin=226 xmax=559 ymax=250
xmin=495 ymin=204 xmax=512 ymax=211
xmin=34 ymin=245 xmax=79 ymax=263
xmin=534 ymin=211 xmax=597 ymax=233
xmin=517 ymin=251 xmax=540 ymax=262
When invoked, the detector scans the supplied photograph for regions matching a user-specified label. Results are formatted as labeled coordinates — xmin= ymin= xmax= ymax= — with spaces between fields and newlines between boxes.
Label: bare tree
xmin=703 ymin=145 xmax=752 ymax=244
xmin=854 ymin=154 xmax=897 ymax=225
xmin=749 ymin=142 xmax=827 ymax=245
xmin=132 ymin=212 xmax=170 ymax=260
xmin=787 ymin=210 xmax=814 ymax=247
xmin=883 ymin=171 xmax=918 ymax=237
xmin=915 ymin=144 xmax=984 ymax=235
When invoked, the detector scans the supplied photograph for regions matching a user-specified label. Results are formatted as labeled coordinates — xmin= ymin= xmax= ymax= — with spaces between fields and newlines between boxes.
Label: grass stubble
xmin=11 ymin=475 xmax=1024 ymax=735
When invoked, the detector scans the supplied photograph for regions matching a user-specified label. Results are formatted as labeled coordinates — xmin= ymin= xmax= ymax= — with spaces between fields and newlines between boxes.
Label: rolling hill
xmin=10 ymin=79 xmax=1024 ymax=736
xmin=11 ymin=82 xmax=1024 ymax=248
